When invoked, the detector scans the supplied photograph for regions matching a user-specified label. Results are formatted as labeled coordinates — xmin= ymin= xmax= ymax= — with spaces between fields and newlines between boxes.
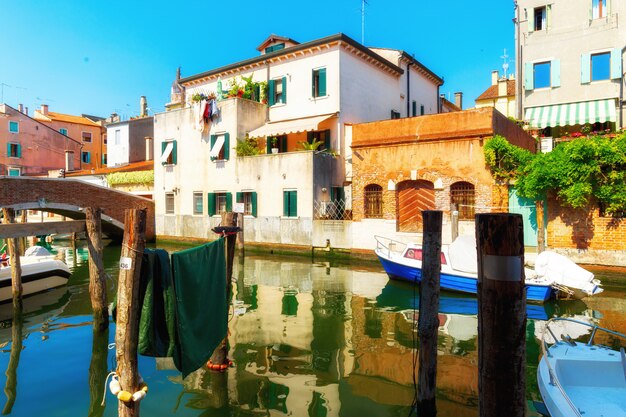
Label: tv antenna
xmin=501 ymin=48 xmax=510 ymax=79
xmin=361 ymin=0 xmax=369 ymax=44
xmin=1 ymin=83 xmax=27 ymax=103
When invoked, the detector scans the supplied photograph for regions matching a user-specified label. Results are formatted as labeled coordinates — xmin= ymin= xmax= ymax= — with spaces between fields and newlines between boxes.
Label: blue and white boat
xmin=537 ymin=318 xmax=626 ymax=417
xmin=374 ymin=235 xmax=602 ymax=304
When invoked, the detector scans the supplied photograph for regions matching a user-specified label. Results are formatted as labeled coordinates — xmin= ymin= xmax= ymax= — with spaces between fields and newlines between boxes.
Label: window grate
xmin=450 ymin=182 xmax=475 ymax=220
xmin=364 ymin=184 xmax=383 ymax=219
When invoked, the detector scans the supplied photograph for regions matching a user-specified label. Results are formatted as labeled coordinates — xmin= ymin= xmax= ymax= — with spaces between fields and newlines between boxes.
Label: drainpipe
xmin=406 ymin=60 xmax=413 ymax=117
xmin=265 ymin=60 xmax=271 ymax=122
xmin=515 ymin=1 xmax=523 ymax=120
xmin=620 ymin=46 xmax=625 ymax=129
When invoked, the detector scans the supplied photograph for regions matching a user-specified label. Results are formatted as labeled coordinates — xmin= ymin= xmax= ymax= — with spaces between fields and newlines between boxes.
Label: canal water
xmin=0 ymin=241 xmax=624 ymax=416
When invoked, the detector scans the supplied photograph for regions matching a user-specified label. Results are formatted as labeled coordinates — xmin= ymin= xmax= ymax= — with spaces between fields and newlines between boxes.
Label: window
xmin=210 ymin=133 xmax=230 ymax=161
xmin=266 ymin=135 xmax=287 ymax=153
xmin=160 ymin=140 xmax=177 ymax=165
xmin=82 ymin=131 xmax=92 ymax=142
xmin=591 ymin=52 xmax=611 ymax=81
xmin=193 ymin=192 xmax=203 ymax=215
xmin=391 ymin=110 xmax=401 ymax=119
xmin=592 ymin=0 xmax=606 ymax=19
xmin=450 ymin=182 xmax=475 ymax=220
xmin=115 ymin=129 xmax=121 ymax=145
xmin=103 ymin=134 xmax=107 ymax=145
xmin=364 ymin=184 xmax=383 ymax=218
xmin=236 ymin=191 xmax=258 ymax=216
xmin=7 ymin=168 xmax=20 ymax=177
xmin=306 ymin=130 xmax=331 ymax=151
xmin=412 ymin=101 xmax=417 ymax=117
xmin=283 ymin=190 xmax=297 ymax=217
xmin=312 ymin=68 xmax=327 ymax=98
xmin=7 ymin=143 xmax=21 ymax=158
xmin=165 ymin=192 xmax=175 ymax=214
xmin=534 ymin=6 xmax=546 ymax=31
xmin=8 ymin=121 xmax=18 ymax=133
xmin=102 ymin=154 xmax=107 ymax=165
xmin=269 ymin=77 xmax=287 ymax=105
xmin=81 ymin=151 xmax=91 ymax=164
xmin=534 ymin=62 xmax=551 ymax=89
xmin=207 ymin=192 xmax=232 ymax=215
xmin=265 ymin=43 xmax=285 ymax=54
xmin=420 ymin=105 xmax=425 ymax=116
xmin=60 ymin=128 xmax=68 ymax=135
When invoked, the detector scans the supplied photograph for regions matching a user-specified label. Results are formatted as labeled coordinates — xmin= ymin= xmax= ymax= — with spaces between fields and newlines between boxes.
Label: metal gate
xmin=397 ymin=180 xmax=435 ymax=232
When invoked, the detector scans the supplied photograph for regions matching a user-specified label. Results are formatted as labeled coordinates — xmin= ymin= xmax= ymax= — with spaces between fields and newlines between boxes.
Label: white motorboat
xmin=0 ymin=246 xmax=71 ymax=303
xmin=537 ymin=317 xmax=626 ymax=417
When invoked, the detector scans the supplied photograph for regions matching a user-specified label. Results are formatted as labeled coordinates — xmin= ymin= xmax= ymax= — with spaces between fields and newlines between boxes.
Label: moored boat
xmin=0 ymin=246 xmax=71 ymax=303
xmin=537 ymin=318 xmax=626 ymax=417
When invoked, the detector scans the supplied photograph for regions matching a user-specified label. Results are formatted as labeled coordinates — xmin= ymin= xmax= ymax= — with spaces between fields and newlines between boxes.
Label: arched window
xmin=450 ymin=182 xmax=475 ymax=220
xmin=364 ymin=184 xmax=383 ymax=218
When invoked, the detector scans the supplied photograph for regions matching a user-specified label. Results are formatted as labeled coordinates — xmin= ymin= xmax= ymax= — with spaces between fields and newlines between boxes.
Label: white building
xmin=154 ymin=33 xmax=443 ymax=246
xmin=516 ymin=0 xmax=625 ymax=134
xmin=106 ymin=117 xmax=154 ymax=167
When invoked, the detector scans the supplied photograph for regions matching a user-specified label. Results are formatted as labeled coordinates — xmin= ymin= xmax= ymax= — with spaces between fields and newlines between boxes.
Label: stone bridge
xmin=0 ymin=177 xmax=155 ymax=241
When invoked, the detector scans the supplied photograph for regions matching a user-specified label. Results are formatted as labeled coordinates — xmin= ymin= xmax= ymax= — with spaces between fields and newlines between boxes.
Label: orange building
xmin=33 ymin=104 xmax=106 ymax=170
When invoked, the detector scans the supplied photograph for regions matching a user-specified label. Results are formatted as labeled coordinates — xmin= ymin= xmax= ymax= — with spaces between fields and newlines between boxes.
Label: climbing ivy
xmin=106 ymin=170 xmax=154 ymax=186
xmin=484 ymin=133 xmax=626 ymax=216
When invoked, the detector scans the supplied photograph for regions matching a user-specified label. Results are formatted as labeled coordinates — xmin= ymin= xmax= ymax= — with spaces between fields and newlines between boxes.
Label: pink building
xmin=0 ymin=104 xmax=82 ymax=176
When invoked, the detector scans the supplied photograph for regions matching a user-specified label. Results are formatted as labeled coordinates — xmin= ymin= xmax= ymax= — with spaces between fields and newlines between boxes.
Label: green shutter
xmin=289 ymin=191 xmax=297 ymax=217
xmin=16 ymin=144 xmax=21 ymax=158
xmin=268 ymin=80 xmax=275 ymax=106
xmin=210 ymin=135 xmax=217 ymax=161
xmin=551 ymin=59 xmax=560 ymax=87
xmin=223 ymin=132 xmax=230 ymax=160
xmin=207 ymin=193 xmax=216 ymax=216
xmin=280 ymin=135 xmax=287 ymax=152
xmin=251 ymin=192 xmax=257 ymax=217
xmin=171 ymin=140 xmax=177 ymax=165
xmin=226 ymin=193 xmax=232 ymax=212
xmin=282 ymin=76 xmax=287 ymax=103
xmin=266 ymin=137 xmax=272 ymax=153
xmin=236 ymin=192 xmax=243 ymax=203
xmin=86 ymin=152 xmax=91 ymax=163
xmin=319 ymin=68 xmax=326 ymax=97
xmin=254 ymin=84 xmax=260 ymax=102
xmin=581 ymin=54 xmax=591 ymax=84
xmin=412 ymin=101 xmax=417 ymax=117
xmin=311 ymin=69 xmax=316 ymax=97
xmin=527 ymin=8 xmax=534 ymax=32
xmin=324 ymin=130 xmax=331 ymax=151
xmin=161 ymin=142 xmax=167 ymax=165
xmin=6 ymin=143 xmax=11 ymax=157
xmin=610 ymin=48 xmax=622 ymax=79
xmin=307 ymin=131 xmax=314 ymax=144
xmin=546 ymin=5 xmax=552 ymax=29
xmin=524 ymin=62 xmax=534 ymax=90
xmin=283 ymin=191 xmax=289 ymax=217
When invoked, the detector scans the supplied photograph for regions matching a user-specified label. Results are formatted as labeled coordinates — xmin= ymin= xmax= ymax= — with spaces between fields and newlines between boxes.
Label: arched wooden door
xmin=397 ymin=180 xmax=435 ymax=232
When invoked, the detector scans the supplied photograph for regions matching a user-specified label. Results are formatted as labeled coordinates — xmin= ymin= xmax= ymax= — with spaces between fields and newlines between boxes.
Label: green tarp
xmin=172 ymin=240 xmax=227 ymax=378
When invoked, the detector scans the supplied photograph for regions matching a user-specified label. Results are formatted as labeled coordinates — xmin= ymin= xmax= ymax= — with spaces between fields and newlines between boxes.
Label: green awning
xmin=524 ymin=99 xmax=617 ymax=128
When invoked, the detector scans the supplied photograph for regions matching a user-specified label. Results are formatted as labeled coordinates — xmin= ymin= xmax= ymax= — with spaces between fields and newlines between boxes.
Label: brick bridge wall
xmin=0 ymin=177 xmax=155 ymax=241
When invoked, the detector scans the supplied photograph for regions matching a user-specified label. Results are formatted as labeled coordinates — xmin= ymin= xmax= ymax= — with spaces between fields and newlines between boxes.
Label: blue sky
xmin=0 ymin=0 xmax=515 ymax=119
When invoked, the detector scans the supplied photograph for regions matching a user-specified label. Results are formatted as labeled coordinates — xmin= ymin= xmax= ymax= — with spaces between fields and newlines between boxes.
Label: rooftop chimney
xmin=145 ymin=136 xmax=153 ymax=161
xmin=498 ymin=78 xmax=508 ymax=97
xmin=140 ymin=96 xmax=147 ymax=117
xmin=18 ymin=104 xmax=23 ymax=113
xmin=491 ymin=70 xmax=499 ymax=86
xmin=65 ymin=150 xmax=75 ymax=172
xmin=25 ymin=107 xmax=28 ymax=116
xmin=454 ymin=92 xmax=463 ymax=110
xmin=41 ymin=104 xmax=49 ymax=115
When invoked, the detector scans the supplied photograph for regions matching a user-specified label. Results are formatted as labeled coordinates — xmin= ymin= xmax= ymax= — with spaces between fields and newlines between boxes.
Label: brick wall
xmin=0 ymin=177 xmax=155 ymax=241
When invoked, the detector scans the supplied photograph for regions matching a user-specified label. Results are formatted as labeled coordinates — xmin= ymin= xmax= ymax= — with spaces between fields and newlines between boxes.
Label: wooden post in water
xmin=476 ymin=213 xmax=526 ymax=417
xmin=536 ymin=200 xmax=545 ymax=253
xmin=450 ymin=203 xmax=459 ymax=242
xmin=115 ymin=209 xmax=146 ymax=417
xmin=19 ymin=210 xmax=26 ymax=256
xmin=85 ymin=207 xmax=108 ymax=331
xmin=2 ymin=303 xmax=22 ymax=415
xmin=417 ymin=210 xmax=442 ymax=416
xmin=2 ymin=208 xmax=22 ymax=305
xmin=209 ymin=212 xmax=238 ymax=368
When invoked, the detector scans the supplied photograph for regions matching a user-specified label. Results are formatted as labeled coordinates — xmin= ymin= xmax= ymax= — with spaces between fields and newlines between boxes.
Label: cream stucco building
xmin=516 ymin=0 xmax=625 ymax=134
xmin=475 ymin=70 xmax=516 ymax=118
xmin=154 ymin=33 xmax=443 ymax=246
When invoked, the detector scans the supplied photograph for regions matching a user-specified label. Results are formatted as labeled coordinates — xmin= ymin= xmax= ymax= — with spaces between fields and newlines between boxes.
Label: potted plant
xmin=270 ymin=137 xmax=279 ymax=154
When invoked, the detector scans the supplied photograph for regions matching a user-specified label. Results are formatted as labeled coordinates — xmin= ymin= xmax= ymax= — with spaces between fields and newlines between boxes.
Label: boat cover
xmin=535 ymin=251 xmax=595 ymax=292
xmin=448 ymin=235 xmax=478 ymax=274
xmin=24 ymin=246 xmax=51 ymax=257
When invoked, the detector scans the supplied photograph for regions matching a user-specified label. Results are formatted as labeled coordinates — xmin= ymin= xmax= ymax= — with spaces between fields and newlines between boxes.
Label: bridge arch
xmin=0 ymin=177 xmax=155 ymax=241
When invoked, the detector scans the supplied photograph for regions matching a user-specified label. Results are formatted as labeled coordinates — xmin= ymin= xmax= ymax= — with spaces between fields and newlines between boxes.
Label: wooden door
xmin=397 ymin=180 xmax=435 ymax=232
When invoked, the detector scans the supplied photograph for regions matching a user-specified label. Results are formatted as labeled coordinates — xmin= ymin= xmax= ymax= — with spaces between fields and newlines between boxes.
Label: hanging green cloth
xmin=171 ymin=239 xmax=227 ymax=378
xmin=137 ymin=248 xmax=176 ymax=357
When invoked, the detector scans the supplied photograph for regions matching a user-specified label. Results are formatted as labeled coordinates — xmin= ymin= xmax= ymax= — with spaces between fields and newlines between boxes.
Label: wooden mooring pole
xmin=450 ymin=204 xmax=459 ymax=242
xmin=417 ymin=210 xmax=442 ymax=417
xmin=476 ymin=213 xmax=526 ymax=417
xmin=85 ymin=207 xmax=108 ymax=331
xmin=536 ymin=200 xmax=545 ymax=253
xmin=115 ymin=209 xmax=146 ymax=417
xmin=2 ymin=208 xmax=22 ymax=306
xmin=209 ymin=212 xmax=238 ymax=368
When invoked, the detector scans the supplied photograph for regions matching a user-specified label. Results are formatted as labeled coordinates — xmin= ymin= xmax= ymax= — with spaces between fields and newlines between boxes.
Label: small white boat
xmin=537 ymin=318 xmax=626 ymax=417
xmin=0 ymin=246 xmax=71 ymax=303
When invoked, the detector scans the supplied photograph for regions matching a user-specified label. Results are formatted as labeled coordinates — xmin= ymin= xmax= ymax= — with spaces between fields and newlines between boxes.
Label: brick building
xmin=350 ymin=107 xmax=535 ymax=249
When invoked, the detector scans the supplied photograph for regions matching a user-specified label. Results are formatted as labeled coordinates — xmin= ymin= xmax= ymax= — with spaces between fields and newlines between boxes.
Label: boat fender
xmin=102 ymin=372 xmax=149 ymax=406
xmin=206 ymin=359 xmax=233 ymax=371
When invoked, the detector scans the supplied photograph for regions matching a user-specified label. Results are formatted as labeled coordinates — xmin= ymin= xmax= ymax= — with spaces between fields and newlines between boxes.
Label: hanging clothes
xmin=194 ymin=99 xmax=206 ymax=132
xmin=137 ymin=248 xmax=177 ymax=357
xmin=209 ymin=99 xmax=219 ymax=120
xmin=171 ymin=239 xmax=227 ymax=378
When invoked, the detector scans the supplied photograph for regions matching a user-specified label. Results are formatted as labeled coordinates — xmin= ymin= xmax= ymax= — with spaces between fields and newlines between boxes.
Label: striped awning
xmin=524 ymin=99 xmax=617 ymax=128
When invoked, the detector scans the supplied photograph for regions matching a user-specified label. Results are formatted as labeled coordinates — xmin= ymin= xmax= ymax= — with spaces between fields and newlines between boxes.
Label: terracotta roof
xmin=39 ymin=111 xmax=102 ymax=127
xmin=441 ymin=97 xmax=462 ymax=112
xmin=476 ymin=79 xmax=516 ymax=101
xmin=65 ymin=160 xmax=154 ymax=177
